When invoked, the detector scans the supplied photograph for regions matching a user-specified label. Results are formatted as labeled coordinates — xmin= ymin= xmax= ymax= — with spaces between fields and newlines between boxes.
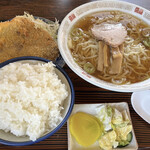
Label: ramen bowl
xmin=0 ymin=56 xmax=75 ymax=146
xmin=58 ymin=0 xmax=150 ymax=92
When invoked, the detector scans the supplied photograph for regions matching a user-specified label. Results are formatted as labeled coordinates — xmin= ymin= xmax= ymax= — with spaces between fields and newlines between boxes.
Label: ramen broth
xmin=68 ymin=11 xmax=150 ymax=84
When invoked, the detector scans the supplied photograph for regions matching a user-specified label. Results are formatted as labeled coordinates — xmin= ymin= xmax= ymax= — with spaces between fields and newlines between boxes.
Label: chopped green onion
xmin=143 ymin=37 xmax=150 ymax=48
xmin=83 ymin=62 xmax=95 ymax=74
xmin=142 ymin=28 xmax=150 ymax=37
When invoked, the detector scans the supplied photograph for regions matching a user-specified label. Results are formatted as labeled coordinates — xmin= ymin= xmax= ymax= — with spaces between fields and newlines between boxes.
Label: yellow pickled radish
xmin=69 ymin=112 xmax=103 ymax=147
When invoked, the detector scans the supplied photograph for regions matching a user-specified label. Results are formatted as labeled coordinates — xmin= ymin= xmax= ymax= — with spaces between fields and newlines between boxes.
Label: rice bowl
xmin=0 ymin=56 xmax=74 ymax=146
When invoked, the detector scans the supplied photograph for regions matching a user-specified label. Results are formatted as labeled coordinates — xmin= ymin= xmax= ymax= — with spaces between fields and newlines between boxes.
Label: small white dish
xmin=131 ymin=90 xmax=150 ymax=124
xmin=67 ymin=102 xmax=138 ymax=150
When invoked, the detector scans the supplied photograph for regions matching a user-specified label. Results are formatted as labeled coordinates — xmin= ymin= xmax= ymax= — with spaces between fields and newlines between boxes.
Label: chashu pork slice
xmin=91 ymin=23 xmax=127 ymax=47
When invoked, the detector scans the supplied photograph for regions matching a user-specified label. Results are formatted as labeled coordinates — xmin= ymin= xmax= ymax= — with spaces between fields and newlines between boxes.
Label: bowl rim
xmin=0 ymin=56 xmax=75 ymax=146
xmin=58 ymin=0 xmax=150 ymax=92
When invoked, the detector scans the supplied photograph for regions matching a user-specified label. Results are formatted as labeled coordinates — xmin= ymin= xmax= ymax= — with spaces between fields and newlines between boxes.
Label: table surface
xmin=0 ymin=0 xmax=150 ymax=150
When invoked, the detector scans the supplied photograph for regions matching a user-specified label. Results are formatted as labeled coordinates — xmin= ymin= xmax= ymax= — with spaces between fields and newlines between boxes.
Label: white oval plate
xmin=131 ymin=90 xmax=150 ymax=124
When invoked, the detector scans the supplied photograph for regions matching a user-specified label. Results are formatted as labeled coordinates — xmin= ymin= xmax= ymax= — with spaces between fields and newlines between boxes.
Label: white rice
xmin=0 ymin=62 xmax=68 ymax=141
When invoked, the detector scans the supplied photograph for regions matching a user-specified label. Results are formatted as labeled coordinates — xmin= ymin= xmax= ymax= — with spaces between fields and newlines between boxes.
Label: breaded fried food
xmin=0 ymin=13 xmax=59 ymax=63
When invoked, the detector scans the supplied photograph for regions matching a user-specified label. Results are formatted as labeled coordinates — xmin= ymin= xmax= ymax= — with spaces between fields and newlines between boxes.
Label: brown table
xmin=0 ymin=0 xmax=150 ymax=150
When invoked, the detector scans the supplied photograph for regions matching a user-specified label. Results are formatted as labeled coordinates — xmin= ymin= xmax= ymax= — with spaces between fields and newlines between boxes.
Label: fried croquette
xmin=0 ymin=14 xmax=59 ymax=63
